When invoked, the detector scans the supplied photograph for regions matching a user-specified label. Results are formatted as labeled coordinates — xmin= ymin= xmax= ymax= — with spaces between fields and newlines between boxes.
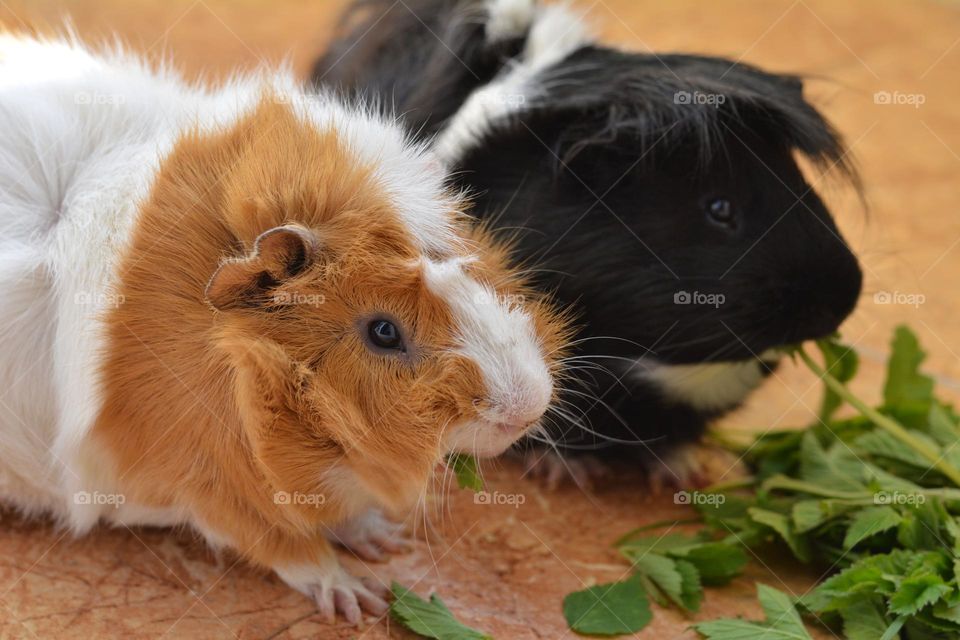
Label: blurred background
xmin=1 ymin=1 xmax=958 ymax=638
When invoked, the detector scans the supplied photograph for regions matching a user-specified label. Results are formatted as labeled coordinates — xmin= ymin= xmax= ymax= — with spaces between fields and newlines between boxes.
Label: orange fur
xmin=92 ymin=97 xmax=569 ymax=573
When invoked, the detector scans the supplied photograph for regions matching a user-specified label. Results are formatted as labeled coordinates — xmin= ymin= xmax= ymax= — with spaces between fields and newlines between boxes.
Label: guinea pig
xmin=0 ymin=31 xmax=568 ymax=623
xmin=312 ymin=0 xmax=863 ymax=484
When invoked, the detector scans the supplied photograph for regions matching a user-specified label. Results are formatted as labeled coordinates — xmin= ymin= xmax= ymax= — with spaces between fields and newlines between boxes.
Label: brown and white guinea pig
xmin=0 ymin=32 xmax=568 ymax=623
xmin=313 ymin=0 xmax=864 ymax=484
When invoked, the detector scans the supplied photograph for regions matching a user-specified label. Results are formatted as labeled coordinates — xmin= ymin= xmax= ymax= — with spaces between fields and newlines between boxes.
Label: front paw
xmin=522 ymin=449 xmax=608 ymax=490
xmin=326 ymin=509 xmax=411 ymax=562
xmin=646 ymin=442 xmax=741 ymax=494
xmin=276 ymin=564 xmax=389 ymax=625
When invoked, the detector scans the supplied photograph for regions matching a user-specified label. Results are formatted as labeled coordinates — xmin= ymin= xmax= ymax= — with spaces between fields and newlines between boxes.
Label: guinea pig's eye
xmin=367 ymin=319 xmax=405 ymax=352
xmin=706 ymin=197 xmax=736 ymax=229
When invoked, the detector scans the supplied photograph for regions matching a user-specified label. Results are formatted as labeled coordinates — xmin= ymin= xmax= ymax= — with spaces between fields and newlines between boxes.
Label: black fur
xmin=312 ymin=0 xmax=863 ymax=463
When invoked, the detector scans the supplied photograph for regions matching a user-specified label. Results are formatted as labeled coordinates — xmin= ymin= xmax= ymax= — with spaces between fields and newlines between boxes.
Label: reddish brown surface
xmin=1 ymin=0 xmax=959 ymax=638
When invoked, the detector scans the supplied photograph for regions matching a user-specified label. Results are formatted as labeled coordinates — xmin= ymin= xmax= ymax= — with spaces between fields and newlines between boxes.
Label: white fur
xmin=0 ymin=34 xmax=462 ymax=535
xmin=633 ymin=351 xmax=780 ymax=412
xmin=485 ymin=0 xmax=537 ymax=42
xmin=286 ymin=91 xmax=463 ymax=257
xmin=422 ymin=258 xmax=552 ymax=456
xmin=434 ymin=2 xmax=594 ymax=163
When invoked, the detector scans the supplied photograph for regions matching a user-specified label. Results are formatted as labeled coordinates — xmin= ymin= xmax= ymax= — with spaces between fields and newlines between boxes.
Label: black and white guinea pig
xmin=312 ymin=0 xmax=864 ymax=484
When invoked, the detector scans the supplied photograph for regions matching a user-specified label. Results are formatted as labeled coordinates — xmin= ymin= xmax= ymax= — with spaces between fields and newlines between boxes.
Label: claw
xmin=523 ymin=449 xmax=608 ymax=490
xmin=328 ymin=509 xmax=411 ymax=561
xmin=279 ymin=564 xmax=390 ymax=626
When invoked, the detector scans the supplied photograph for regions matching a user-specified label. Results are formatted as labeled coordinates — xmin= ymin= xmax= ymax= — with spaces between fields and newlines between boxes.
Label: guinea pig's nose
xmin=493 ymin=413 xmax=541 ymax=434
xmin=490 ymin=402 xmax=547 ymax=432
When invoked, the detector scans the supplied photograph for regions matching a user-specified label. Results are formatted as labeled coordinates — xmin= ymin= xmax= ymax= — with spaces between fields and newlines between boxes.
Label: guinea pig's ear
xmin=205 ymin=224 xmax=319 ymax=311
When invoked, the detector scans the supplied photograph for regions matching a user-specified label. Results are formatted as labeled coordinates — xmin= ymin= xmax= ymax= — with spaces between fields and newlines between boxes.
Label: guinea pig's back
xmin=0 ymin=34 xmax=193 ymax=515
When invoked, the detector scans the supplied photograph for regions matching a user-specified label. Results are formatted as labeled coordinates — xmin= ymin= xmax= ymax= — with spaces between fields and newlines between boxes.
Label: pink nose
xmin=491 ymin=404 xmax=546 ymax=432
xmin=495 ymin=417 xmax=538 ymax=434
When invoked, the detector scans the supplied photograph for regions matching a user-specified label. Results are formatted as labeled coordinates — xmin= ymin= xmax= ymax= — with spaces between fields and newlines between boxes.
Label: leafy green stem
xmin=799 ymin=347 xmax=960 ymax=487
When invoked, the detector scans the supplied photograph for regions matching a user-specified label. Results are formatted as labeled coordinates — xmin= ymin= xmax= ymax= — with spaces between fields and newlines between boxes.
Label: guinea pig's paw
xmin=326 ymin=509 xmax=411 ymax=562
xmin=278 ymin=564 xmax=389 ymax=626
xmin=522 ymin=449 xmax=608 ymax=490
xmin=646 ymin=443 xmax=740 ymax=495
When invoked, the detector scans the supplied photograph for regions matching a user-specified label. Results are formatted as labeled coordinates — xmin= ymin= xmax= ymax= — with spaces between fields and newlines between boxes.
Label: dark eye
xmin=367 ymin=319 xmax=404 ymax=351
xmin=706 ymin=198 xmax=735 ymax=227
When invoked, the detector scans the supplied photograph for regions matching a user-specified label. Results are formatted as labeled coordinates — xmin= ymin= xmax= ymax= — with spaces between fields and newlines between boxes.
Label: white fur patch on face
xmin=422 ymin=258 xmax=552 ymax=451
xmin=434 ymin=3 xmax=594 ymax=163
xmin=485 ymin=0 xmax=537 ymax=42
xmin=632 ymin=350 xmax=780 ymax=413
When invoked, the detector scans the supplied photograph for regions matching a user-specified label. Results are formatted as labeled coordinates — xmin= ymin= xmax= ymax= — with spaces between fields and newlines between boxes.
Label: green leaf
xmin=390 ymin=582 xmax=491 ymax=640
xmin=855 ymin=429 xmax=940 ymax=468
xmin=562 ymin=575 xmax=652 ymax=636
xmin=933 ymin=598 xmax=960 ymax=624
xmin=884 ymin=325 xmax=934 ymax=414
xmin=889 ymin=573 xmax=952 ymax=616
xmin=816 ymin=338 xmax=859 ymax=421
xmin=673 ymin=542 xmax=749 ymax=586
xmin=757 ymin=583 xmax=809 ymax=635
xmin=897 ymin=500 xmax=946 ymax=551
xmin=843 ymin=506 xmax=902 ymax=549
xmin=791 ymin=500 xmax=828 ymax=533
xmin=748 ymin=508 xmax=811 ymax=562
xmin=840 ymin=598 xmax=890 ymax=640
xmin=805 ymin=550 xmax=923 ymax=612
xmin=632 ymin=554 xmax=682 ymax=603
xmin=447 ymin=453 xmax=484 ymax=491
xmin=927 ymin=404 xmax=960 ymax=447
xmin=798 ymin=432 xmax=865 ymax=493
xmin=674 ymin=559 xmax=704 ymax=612
xmin=630 ymin=553 xmax=703 ymax=613
xmin=694 ymin=584 xmax=813 ymax=639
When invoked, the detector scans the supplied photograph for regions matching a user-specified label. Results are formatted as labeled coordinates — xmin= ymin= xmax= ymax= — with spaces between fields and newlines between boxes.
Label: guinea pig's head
xmin=457 ymin=48 xmax=863 ymax=365
xmin=203 ymin=99 xmax=567 ymax=512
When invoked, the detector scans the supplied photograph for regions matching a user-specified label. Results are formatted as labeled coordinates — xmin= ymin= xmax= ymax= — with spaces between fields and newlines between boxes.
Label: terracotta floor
xmin=1 ymin=0 xmax=959 ymax=638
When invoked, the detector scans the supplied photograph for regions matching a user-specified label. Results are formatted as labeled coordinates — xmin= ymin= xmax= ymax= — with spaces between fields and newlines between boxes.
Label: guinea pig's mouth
xmin=444 ymin=417 xmax=540 ymax=459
